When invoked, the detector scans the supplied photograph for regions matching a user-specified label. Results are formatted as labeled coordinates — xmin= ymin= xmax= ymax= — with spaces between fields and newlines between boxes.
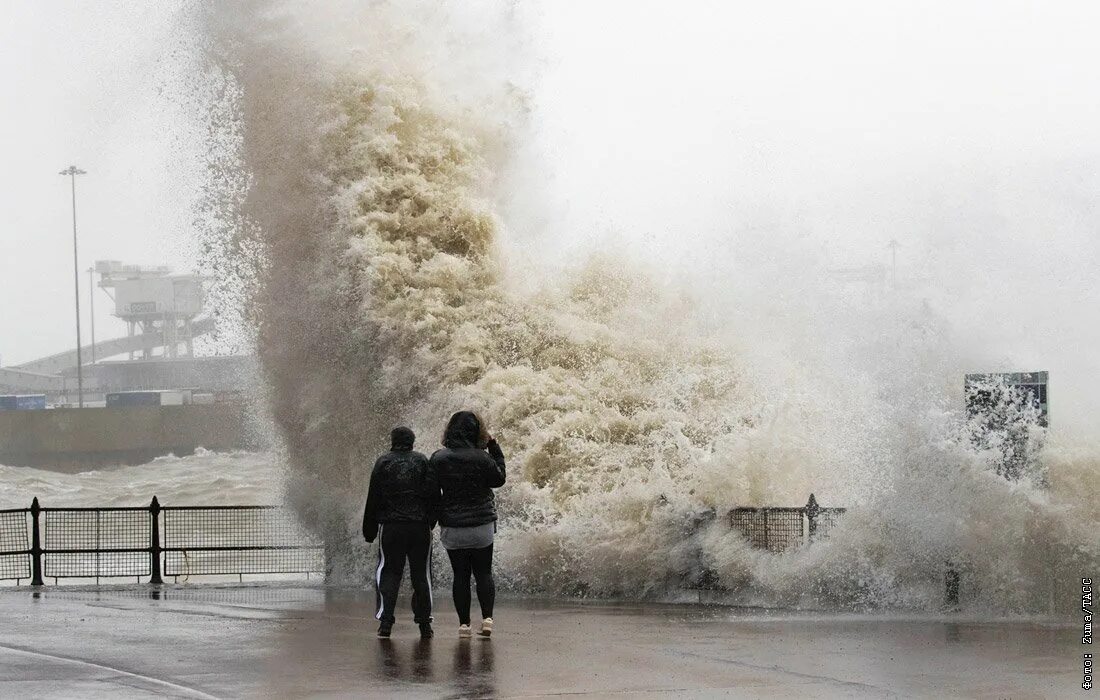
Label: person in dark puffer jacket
xmin=362 ymin=426 xmax=438 ymax=639
xmin=427 ymin=411 xmax=506 ymax=638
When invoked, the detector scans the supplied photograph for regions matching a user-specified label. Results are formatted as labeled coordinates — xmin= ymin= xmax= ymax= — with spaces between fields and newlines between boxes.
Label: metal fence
xmin=0 ymin=497 xmax=323 ymax=585
xmin=727 ymin=494 xmax=846 ymax=552
xmin=162 ymin=506 xmax=323 ymax=578
xmin=0 ymin=493 xmax=847 ymax=586
xmin=0 ymin=509 xmax=30 ymax=581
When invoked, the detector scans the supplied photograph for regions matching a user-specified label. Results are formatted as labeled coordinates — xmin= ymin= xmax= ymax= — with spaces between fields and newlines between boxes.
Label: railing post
xmin=762 ymin=508 xmax=769 ymax=550
xmin=30 ymin=497 xmax=43 ymax=586
xmin=149 ymin=496 xmax=163 ymax=585
xmin=944 ymin=561 xmax=960 ymax=610
xmin=805 ymin=493 xmax=820 ymax=543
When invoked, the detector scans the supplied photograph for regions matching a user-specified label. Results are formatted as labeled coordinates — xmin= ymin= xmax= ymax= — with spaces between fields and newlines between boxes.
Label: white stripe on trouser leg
xmin=374 ymin=525 xmax=385 ymax=621
xmin=426 ymin=542 xmax=433 ymax=610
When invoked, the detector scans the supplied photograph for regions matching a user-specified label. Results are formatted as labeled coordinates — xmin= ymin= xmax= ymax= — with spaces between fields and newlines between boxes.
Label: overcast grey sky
xmin=2 ymin=0 xmax=1099 ymax=384
xmin=0 ymin=1 xmax=198 ymax=365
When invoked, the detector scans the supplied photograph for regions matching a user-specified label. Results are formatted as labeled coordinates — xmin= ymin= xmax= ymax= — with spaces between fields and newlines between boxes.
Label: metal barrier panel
xmin=729 ymin=508 xmax=805 ymax=552
xmin=164 ymin=547 xmax=324 ymax=577
xmin=43 ymin=509 xmax=150 ymax=578
xmin=0 ymin=510 xmax=30 ymax=580
xmin=729 ymin=509 xmax=767 ymax=549
xmin=764 ymin=509 xmax=805 ymax=551
xmin=162 ymin=507 xmax=322 ymax=577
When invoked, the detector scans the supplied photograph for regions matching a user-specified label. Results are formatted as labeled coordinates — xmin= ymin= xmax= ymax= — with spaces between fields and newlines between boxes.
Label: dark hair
xmin=442 ymin=410 xmax=491 ymax=449
xmin=471 ymin=412 xmax=490 ymax=449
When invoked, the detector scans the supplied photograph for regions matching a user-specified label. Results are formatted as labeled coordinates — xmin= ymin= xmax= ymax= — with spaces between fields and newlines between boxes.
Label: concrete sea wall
xmin=0 ymin=404 xmax=264 ymax=471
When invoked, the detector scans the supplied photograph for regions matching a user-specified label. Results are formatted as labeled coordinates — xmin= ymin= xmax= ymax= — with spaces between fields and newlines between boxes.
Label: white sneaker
xmin=458 ymin=624 xmax=472 ymax=638
xmin=478 ymin=618 xmax=493 ymax=637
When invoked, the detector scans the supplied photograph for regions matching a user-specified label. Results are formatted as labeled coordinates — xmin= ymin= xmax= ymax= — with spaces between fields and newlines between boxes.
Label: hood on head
xmin=390 ymin=426 xmax=415 ymax=451
xmin=442 ymin=411 xmax=485 ymax=449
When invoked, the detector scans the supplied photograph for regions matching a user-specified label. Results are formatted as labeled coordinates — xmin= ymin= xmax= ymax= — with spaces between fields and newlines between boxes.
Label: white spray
xmin=196 ymin=0 xmax=1099 ymax=612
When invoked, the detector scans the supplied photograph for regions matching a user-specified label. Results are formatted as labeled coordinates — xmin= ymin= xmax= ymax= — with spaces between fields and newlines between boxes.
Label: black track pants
xmin=446 ymin=544 xmax=495 ymax=625
xmin=374 ymin=522 xmax=433 ymax=626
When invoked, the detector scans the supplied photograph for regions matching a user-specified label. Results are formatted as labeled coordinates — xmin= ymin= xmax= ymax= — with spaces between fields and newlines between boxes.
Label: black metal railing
xmin=162 ymin=505 xmax=324 ymax=580
xmin=0 ymin=508 xmax=30 ymax=582
xmin=727 ymin=494 xmax=846 ymax=552
xmin=1 ymin=494 xmax=848 ymax=586
xmin=0 ymin=497 xmax=323 ymax=585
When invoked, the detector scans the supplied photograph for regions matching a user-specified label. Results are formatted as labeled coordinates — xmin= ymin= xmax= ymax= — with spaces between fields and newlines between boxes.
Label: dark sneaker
xmin=419 ymin=623 xmax=434 ymax=639
xmin=377 ymin=623 xmax=392 ymax=638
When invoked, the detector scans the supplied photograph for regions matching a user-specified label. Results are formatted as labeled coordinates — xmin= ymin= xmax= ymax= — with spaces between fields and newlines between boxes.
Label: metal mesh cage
xmin=43 ymin=509 xmax=150 ymax=579
xmin=44 ymin=552 xmax=149 ymax=578
xmin=0 ymin=554 xmax=30 ymax=581
xmin=0 ymin=510 xmax=30 ymax=580
xmin=162 ymin=507 xmax=322 ymax=577
xmin=729 ymin=508 xmax=805 ymax=552
xmin=729 ymin=509 xmax=765 ymax=549
xmin=0 ymin=510 xmax=28 ymax=554
xmin=163 ymin=507 xmax=317 ymax=549
xmin=164 ymin=547 xmax=324 ymax=577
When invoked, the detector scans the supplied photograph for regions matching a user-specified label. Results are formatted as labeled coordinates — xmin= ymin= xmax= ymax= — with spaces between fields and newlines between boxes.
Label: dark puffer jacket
xmin=429 ymin=411 xmax=506 ymax=528
xmin=362 ymin=427 xmax=437 ymax=543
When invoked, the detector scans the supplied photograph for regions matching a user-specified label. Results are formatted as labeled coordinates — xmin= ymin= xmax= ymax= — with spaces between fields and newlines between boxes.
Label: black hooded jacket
xmin=428 ymin=411 xmax=507 ymax=528
xmin=362 ymin=427 xmax=437 ymax=543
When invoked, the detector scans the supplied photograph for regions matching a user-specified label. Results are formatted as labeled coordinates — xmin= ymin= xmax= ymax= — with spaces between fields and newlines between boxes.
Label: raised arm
xmin=484 ymin=438 xmax=506 ymax=488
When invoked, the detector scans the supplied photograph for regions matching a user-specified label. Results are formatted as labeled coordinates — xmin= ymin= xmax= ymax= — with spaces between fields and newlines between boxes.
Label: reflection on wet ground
xmin=376 ymin=638 xmax=439 ymax=684
xmin=451 ymin=638 xmax=495 ymax=698
xmin=0 ymin=585 xmax=1080 ymax=698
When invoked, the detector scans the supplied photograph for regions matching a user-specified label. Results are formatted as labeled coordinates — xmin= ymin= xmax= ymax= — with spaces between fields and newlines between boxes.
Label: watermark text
xmin=1084 ymin=577 xmax=1093 ymax=690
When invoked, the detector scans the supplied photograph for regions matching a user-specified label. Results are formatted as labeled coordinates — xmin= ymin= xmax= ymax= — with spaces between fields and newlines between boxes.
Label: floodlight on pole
xmin=60 ymin=165 xmax=87 ymax=407
xmin=88 ymin=267 xmax=96 ymax=364
xmin=886 ymin=239 xmax=899 ymax=290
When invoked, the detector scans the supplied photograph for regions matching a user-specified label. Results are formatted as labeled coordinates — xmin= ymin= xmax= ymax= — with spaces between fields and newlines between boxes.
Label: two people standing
xmin=362 ymin=411 xmax=506 ymax=639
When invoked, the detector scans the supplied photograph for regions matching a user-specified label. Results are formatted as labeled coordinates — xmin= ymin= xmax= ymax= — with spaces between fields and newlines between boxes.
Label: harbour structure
xmin=0 ymin=261 xmax=253 ymax=405
xmin=0 ymin=261 xmax=262 ymax=468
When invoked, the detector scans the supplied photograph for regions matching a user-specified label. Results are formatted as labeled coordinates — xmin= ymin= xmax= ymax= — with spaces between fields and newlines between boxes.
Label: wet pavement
xmin=0 ymin=584 xmax=1079 ymax=698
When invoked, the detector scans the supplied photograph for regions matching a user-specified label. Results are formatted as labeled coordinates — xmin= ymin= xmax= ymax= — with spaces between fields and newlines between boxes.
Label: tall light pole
xmin=886 ymin=239 xmax=899 ymax=290
xmin=88 ymin=266 xmax=96 ymax=364
xmin=60 ymin=165 xmax=87 ymax=407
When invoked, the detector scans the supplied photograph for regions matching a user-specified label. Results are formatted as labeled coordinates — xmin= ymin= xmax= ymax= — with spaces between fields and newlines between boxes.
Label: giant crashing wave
xmin=199 ymin=0 xmax=1098 ymax=611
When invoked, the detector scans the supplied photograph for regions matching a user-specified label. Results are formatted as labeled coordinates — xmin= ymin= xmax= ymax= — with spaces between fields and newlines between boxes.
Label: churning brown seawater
xmin=184 ymin=0 xmax=1100 ymax=611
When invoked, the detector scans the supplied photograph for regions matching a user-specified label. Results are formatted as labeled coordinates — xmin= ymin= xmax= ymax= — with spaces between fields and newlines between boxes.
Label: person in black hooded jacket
xmin=428 ymin=411 xmax=506 ymax=638
xmin=362 ymin=426 xmax=438 ymax=639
